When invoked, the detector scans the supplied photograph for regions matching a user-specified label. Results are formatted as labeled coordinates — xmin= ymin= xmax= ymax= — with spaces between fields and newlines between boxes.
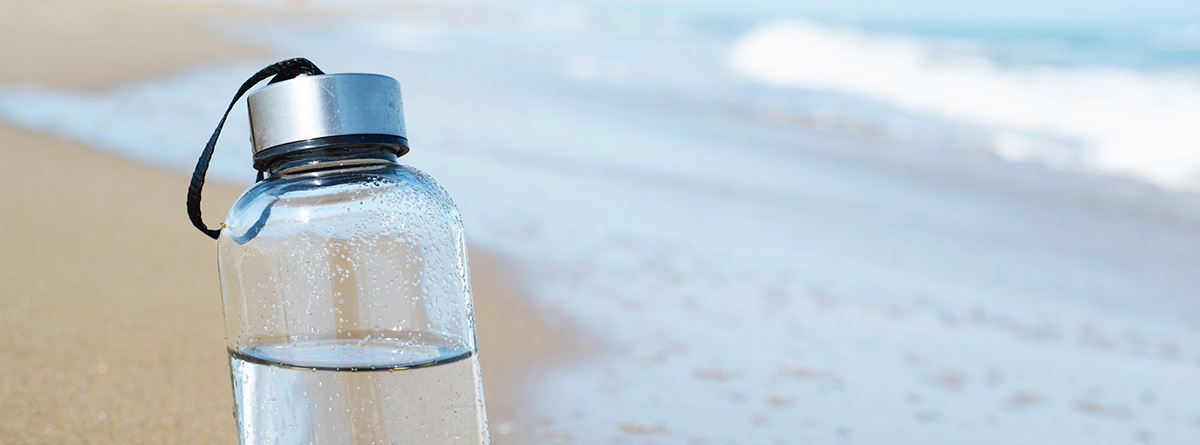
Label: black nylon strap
xmin=186 ymin=58 xmax=325 ymax=240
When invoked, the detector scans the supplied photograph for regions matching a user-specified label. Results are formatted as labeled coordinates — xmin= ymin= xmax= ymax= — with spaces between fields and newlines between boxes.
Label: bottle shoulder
xmin=234 ymin=164 xmax=447 ymax=202
xmin=221 ymin=164 xmax=461 ymax=245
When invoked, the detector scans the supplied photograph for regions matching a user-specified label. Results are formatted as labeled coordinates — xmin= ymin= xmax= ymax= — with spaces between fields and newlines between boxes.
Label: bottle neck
xmin=262 ymin=145 xmax=400 ymax=177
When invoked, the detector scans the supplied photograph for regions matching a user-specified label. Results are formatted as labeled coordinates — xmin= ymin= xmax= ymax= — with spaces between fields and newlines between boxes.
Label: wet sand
xmin=0 ymin=1 xmax=579 ymax=443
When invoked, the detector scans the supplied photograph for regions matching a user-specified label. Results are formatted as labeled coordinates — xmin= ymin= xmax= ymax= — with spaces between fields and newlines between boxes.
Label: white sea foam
xmin=731 ymin=20 xmax=1200 ymax=190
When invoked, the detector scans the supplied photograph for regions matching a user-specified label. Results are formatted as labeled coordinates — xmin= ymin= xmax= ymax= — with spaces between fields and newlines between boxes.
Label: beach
xmin=3 ymin=0 xmax=1200 ymax=443
xmin=0 ymin=122 xmax=570 ymax=442
xmin=0 ymin=1 xmax=568 ymax=443
xmin=0 ymin=122 xmax=240 ymax=442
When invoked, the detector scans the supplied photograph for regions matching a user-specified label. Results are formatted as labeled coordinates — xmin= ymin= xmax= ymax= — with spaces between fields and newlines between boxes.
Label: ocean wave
xmin=731 ymin=20 xmax=1200 ymax=191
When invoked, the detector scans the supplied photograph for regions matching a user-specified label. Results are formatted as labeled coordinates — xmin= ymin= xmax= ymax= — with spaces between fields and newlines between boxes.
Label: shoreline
xmin=0 ymin=118 xmax=580 ymax=443
xmin=6 ymin=1 xmax=1200 ymax=443
xmin=0 ymin=0 xmax=581 ymax=441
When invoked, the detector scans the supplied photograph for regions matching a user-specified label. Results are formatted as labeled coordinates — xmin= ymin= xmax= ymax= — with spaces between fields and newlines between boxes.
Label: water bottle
xmin=185 ymin=59 xmax=488 ymax=444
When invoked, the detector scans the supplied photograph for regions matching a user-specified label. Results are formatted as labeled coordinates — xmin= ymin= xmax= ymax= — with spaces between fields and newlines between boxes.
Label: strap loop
xmin=186 ymin=58 xmax=325 ymax=240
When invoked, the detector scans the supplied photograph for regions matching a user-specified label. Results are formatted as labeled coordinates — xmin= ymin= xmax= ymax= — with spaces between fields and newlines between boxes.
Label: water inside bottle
xmin=229 ymin=338 xmax=487 ymax=444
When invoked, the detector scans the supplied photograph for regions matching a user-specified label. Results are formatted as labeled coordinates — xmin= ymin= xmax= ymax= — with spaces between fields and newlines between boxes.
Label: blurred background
xmin=2 ymin=0 xmax=1199 ymax=443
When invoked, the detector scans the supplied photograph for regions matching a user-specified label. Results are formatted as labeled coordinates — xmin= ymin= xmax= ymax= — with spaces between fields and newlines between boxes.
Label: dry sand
xmin=0 ymin=0 xmax=263 ymax=90
xmin=0 ymin=1 xmax=583 ymax=443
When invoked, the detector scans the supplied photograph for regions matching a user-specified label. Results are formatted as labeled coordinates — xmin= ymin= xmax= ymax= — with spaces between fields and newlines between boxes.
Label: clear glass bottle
xmin=213 ymin=72 xmax=487 ymax=444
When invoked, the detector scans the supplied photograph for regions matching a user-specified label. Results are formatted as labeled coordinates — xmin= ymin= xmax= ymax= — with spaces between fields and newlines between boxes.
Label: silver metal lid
xmin=246 ymin=73 xmax=408 ymax=165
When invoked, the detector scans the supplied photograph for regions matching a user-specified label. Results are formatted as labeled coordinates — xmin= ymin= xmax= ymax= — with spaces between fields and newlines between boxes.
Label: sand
xmin=0 ymin=0 xmax=264 ymax=90
xmin=0 ymin=1 xmax=578 ymax=443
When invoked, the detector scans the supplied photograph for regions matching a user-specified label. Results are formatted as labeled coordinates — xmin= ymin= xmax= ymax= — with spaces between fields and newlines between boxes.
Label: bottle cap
xmin=246 ymin=73 xmax=409 ymax=169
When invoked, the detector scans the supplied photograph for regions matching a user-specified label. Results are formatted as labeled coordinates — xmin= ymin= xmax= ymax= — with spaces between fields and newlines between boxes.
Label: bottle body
xmin=218 ymin=150 xmax=487 ymax=444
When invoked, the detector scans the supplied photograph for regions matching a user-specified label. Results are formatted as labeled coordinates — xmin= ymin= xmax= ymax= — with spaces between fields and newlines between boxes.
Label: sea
xmin=3 ymin=0 xmax=1200 ymax=443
